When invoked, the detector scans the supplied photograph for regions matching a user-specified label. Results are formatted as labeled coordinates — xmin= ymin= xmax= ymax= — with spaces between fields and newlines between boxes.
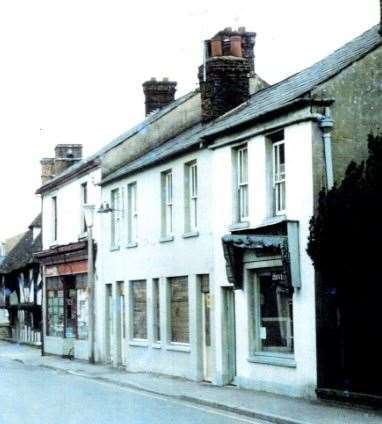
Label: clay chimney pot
xmin=210 ymin=38 xmax=223 ymax=57
xmin=230 ymin=35 xmax=242 ymax=57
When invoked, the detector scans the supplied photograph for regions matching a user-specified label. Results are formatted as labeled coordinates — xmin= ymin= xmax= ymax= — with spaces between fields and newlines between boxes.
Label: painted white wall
xmin=211 ymin=120 xmax=318 ymax=398
xmin=41 ymin=167 xmax=102 ymax=357
xmin=97 ymin=148 xmax=214 ymax=380
xmin=41 ymin=168 xmax=102 ymax=250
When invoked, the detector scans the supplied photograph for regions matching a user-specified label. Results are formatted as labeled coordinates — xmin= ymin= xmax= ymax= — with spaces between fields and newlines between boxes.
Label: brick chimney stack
xmin=142 ymin=78 xmax=177 ymax=116
xmin=40 ymin=144 xmax=83 ymax=184
xmin=198 ymin=27 xmax=254 ymax=123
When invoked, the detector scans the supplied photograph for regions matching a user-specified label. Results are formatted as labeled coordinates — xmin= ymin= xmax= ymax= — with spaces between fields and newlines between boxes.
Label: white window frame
xmin=129 ymin=279 xmax=148 ymax=341
xmin=237 ymin=146 xmax=248 ymax=222
xmin=51 ymin=195 xmax=57 ymax=243
xmin=184 ymin=161 xmax=198 ymax=233
xmin=246 ymin=264 xmax=295 ymax=367
xmin=273 ymin=140 xmax=286 ymax=215
xmin=110 ymin=188 xmax=120 ymax=248
xmin=161 ymin=170 xmax=173 ymax=238
xmin=167 ymin=276 xmax=190 ymax=346
xmin=127 ymin=182 xmax=138 ymax=245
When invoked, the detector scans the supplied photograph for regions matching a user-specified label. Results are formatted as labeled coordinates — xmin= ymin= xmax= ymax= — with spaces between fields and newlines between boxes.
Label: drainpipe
xmin=318 ymin=107 xmax=335 ymax=189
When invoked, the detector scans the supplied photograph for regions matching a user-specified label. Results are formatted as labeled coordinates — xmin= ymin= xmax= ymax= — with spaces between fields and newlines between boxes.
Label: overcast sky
xmin=0 ymin=0 xmax=379 ymax=240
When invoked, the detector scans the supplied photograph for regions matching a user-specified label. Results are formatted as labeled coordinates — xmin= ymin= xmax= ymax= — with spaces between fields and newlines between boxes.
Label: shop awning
xmin=222 ymin=221 xmax=301 ymax=290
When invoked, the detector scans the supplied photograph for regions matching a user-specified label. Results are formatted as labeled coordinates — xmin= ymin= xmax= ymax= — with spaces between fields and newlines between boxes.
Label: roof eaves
xmin=35 ymin=90 xmax=199 ymax=195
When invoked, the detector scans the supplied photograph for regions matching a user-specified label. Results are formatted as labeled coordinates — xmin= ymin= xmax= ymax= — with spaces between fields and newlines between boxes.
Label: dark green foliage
xmin=307 ymin=133 xmax=382 ymax=284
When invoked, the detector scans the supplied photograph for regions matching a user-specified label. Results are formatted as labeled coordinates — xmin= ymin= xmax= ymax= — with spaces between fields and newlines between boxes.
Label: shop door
xmin=201 ymin=276 xmax=212 ymax=382
xmin=63 ymin=278 xmax=77 ymax=358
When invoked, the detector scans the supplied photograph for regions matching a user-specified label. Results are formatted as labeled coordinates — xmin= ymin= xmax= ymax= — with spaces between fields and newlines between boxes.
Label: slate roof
xmin=101 ymin=25 xmax=382 ymax=185
xmin=0 ymin=215 xmax=42 ymax=274
xmin=36 ymin=90 xmax=199 ymax=194
xmin=204 ymin=24 xmax=382 ymax=137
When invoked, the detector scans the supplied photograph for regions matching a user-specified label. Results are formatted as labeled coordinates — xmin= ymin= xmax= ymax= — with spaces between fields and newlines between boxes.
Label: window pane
xmin=169 ymin=276 xmax=189 ymax=343
xmin=153 ymin=279 xmax=160 ymax=342
xmin=46 ymin=289 xmax=64 ymax=337
xmin=132 ymin=280 xmax=147 ymax=339
xmin=258 ymin=271 xmax=293 ymax=353
xmin=128 ymin=183 xmax=138 ymax=243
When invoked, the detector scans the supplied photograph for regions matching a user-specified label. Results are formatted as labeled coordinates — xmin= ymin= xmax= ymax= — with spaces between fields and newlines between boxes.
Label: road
xmin=0 ymin=354 xmax=266 ymax=424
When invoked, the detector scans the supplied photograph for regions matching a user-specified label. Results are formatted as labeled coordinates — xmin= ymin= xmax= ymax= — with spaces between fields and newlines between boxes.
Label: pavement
xmin=1 ymin=340 xmax=381 ymax=424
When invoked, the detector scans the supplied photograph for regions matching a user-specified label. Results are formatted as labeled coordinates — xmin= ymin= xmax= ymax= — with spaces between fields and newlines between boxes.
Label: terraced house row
xmin=2 ymin=20 xmax=381 ymax=403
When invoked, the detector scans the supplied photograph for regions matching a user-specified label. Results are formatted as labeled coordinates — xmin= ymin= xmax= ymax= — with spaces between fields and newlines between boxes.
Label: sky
xmin=0 ymin=0 xmax=379 ymax=240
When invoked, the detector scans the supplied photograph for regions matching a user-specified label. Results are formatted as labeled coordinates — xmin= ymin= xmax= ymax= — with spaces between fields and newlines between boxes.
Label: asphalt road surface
xmin=0 ymin=355 xmax=266 ymax=424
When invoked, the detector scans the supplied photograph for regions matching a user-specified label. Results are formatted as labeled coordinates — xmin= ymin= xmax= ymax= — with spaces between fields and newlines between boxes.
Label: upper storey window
xmin=233 ymin=145 xmax=248 ymax=222
xmin=110 ymin=188 xmax=120 ymax=248
xmin=271 ymin=131 xmax=286 ymax=215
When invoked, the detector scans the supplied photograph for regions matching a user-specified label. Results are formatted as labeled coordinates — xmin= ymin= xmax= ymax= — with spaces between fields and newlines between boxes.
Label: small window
xmin=252 ymin=269 xmax=294 ymax=354
xmin=80 ymin=182 xmax=88 ymax=234
xmin=168 ymin=276 xmax=189 ymax=344
xmin=131 ymin=280 xmax=147 ymax=340
xmin=127 ymin=182 xmax=138 ymax=244
xmin=269 ymin=131 xmax=286 ymax=215
xmin=51 ymin=196 xmax=57 ymax=242
xmin=161 ymin=170 xmax=173 ymax=237
xmin=110 ymin=188 xmax=120 ymax=248
xmin=233 ymin=146 xmax=248 ymax=222
xmin=153 ymin=279 xmax=160 ymax=343
xmin=184 ymin=161 xmax=198 ymax=232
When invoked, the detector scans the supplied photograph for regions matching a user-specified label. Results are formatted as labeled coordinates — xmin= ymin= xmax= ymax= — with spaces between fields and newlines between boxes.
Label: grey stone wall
xmin=312 ymin=45 xmax=382 ymax=186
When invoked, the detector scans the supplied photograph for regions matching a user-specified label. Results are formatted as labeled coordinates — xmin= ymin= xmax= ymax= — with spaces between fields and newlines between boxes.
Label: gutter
xmin=203 ymin=97 xmax=334 ymax=141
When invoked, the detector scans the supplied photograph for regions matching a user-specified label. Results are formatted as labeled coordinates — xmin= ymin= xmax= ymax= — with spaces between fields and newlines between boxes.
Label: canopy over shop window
xmin=222 ymin=221 xmax=301 ymax=290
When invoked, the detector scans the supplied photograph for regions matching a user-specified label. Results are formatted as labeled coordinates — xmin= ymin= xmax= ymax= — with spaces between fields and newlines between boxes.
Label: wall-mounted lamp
xmin=97 ymin=202 xmax=122 ymax=214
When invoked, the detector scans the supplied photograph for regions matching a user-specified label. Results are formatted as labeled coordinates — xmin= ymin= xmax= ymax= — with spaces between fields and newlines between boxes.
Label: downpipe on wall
xmin=318 ymin=107 xmax=335 ymax=190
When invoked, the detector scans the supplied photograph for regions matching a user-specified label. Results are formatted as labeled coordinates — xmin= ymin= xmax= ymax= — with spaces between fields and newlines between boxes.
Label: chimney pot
xmin=238 ymin=26 xmax=246 ymax=33
xmin=210 ymin=38 xmax=223 ymax=57
xmin=230 ymin=35 xmax=242 ymax=57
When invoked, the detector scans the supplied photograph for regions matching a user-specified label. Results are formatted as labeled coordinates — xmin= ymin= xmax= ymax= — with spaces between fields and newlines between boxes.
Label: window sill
xmin=151 ymin=342 xmax=162 ymax=349
xmin=248 ymin=353 xmax=296 ymax=368
xmin=126 ymin=242 xmax=138 ymax=249
xmin=128 ymin=340 xmax=148 ymax=348
xmin=229 ymin=221 xmax=250 ymax=231
xmin=110 ymin=246 xmax=120 ymax=252
xmin=165 ymin=343 xmax=191 ymax=353
xmin=49 ymin=242 xmax=58 ymax=249
xmin=78 ymin=233 xmax=88 ymax=241
xmin=182 ymin=231 xmax=199 ymax=239
xmin=159 ymin=235 xmax=174 ymax=243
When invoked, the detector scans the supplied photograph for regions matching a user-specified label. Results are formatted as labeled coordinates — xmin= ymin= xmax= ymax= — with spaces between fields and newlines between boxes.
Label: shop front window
xmin=47 ymin=289 xmax=64 ymax=337
xmin=253 ymin=269 xmax=294 ymax=354
xmin=46 ymin=274 xmax=88 ymax=340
